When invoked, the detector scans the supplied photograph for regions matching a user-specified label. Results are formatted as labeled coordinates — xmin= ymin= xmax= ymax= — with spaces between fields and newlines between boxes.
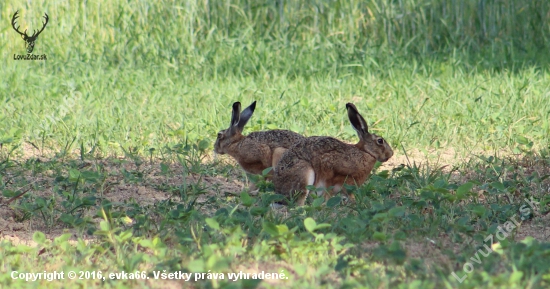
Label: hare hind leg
xmin=265 ymin=147 xmax=288 ymax=181
xmin=271 ymin=147 xmax=287 ymax=169
xmin=294 ymin=167 xmax=315 ymax=206
xmin=283 ymin=165 xmax=314 ymax=206
xmin=273 ymin=160 xmax=315 ymax=206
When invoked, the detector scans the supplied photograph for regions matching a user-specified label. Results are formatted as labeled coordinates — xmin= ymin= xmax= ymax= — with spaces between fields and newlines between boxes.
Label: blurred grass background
xmin=1 ymin=0 xmax=549 ymax=157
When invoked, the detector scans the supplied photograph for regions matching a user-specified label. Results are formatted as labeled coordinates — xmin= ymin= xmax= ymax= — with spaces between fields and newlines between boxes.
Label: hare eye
xmin=217 ymin=132 xmax=224 ymax=139
xmin=377 ymin=138 xmax=384 ymax=145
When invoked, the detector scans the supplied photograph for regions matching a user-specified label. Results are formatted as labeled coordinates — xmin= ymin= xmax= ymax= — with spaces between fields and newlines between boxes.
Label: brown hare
xmin=273 ymin=103 xmax=393 ymax=205
xmin=214 ymin=101 xmax=305 ymax=178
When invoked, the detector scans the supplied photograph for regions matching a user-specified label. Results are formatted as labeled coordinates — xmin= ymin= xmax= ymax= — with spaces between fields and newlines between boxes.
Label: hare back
xmin=277 ymin=136 xmax=377 ymax=184
xmin=230 ymin=130 xmax=303 ymax=175
xmin=244 ymin=130 xmax=305 ymax=149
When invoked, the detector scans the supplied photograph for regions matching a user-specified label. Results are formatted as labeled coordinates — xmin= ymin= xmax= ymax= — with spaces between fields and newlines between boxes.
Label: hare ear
xmin=230 ymin=102 xmax=242 ymax=128
xmin=346 ymin=103 xmax=369 ymax=135
xmin=236 ymin=101 xmax=256 ymax=131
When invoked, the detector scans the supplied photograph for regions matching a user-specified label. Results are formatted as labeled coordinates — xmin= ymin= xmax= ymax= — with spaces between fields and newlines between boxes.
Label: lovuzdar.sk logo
xmin=12 ymin=10 xmax=49 ymax=60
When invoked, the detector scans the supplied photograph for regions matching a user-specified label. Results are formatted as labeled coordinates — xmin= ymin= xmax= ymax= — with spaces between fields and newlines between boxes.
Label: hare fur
xmin=214 ymin=101 xmax=305 ymax=177
xmin=273 ymin=103 xmax=393 ymax=205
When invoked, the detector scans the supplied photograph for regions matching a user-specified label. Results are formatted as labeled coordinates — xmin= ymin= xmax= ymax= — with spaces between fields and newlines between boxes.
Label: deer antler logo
xmin=11 ymin=10 xmax=49 ymax=54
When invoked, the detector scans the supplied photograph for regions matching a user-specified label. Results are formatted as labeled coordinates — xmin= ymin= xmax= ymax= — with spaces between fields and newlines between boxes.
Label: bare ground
xmin=1 ymin=143 xmax=549 ymax=274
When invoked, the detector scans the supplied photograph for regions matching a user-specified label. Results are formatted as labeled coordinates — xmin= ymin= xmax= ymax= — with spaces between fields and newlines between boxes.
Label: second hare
xmin=214 ymin=101 xmax=305 ymax=177
xmin=273 ymin=103 xmax=393 ymax=205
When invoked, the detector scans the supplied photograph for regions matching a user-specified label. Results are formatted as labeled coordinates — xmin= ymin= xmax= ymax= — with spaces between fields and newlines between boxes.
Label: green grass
xmin=1 ymin=1 xmax=550 ymax=156
xmin=1 ymin=0 xmax=550 ymax=288
xmin=1 ymin=151 xmax=549 ymax=288
xmin=3 ymin=59 xmax=549 ymax=158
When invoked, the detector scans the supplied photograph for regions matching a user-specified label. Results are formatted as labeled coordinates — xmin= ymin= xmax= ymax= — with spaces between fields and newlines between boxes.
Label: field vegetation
xmin=1 ymin=0 xmax=549 ymax=288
